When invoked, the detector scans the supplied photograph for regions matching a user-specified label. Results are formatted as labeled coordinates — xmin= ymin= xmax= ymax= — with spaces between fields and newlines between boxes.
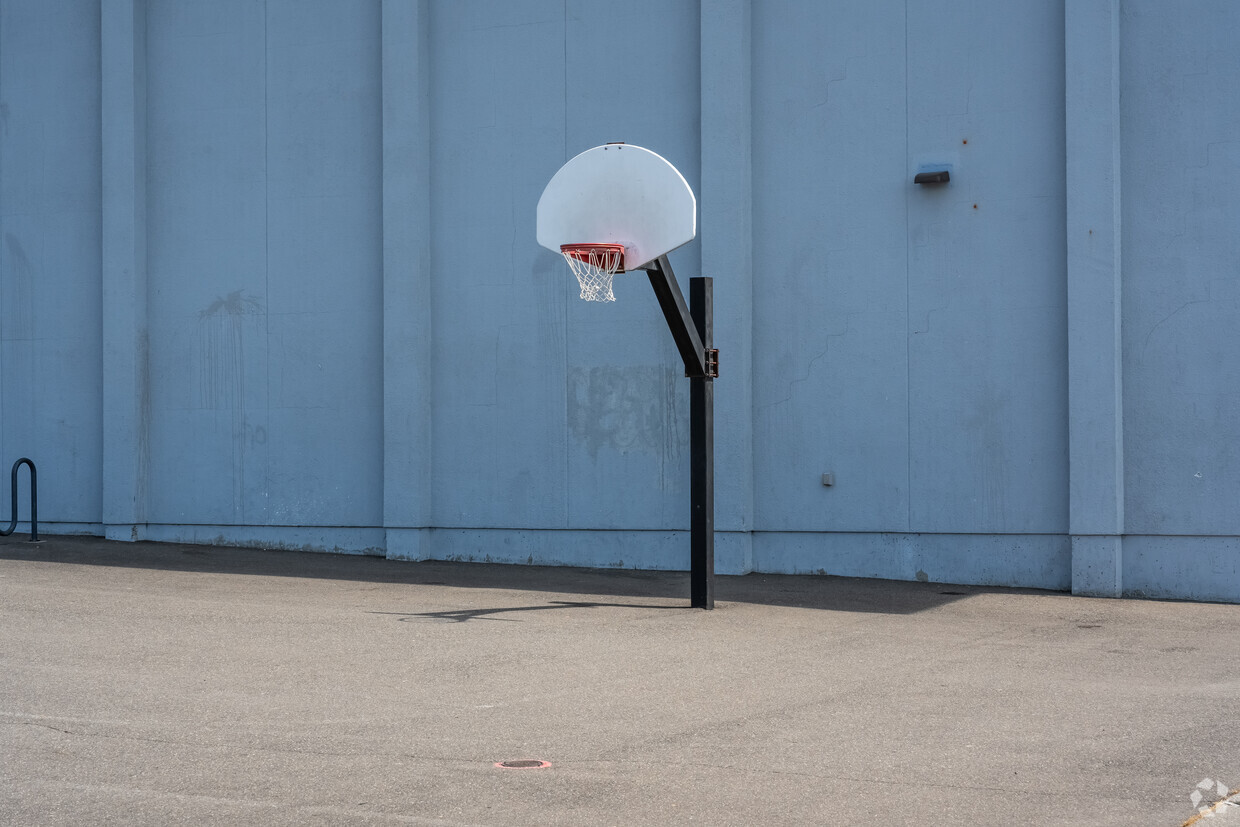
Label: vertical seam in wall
xmin=263 ymin=0 xmax=271 ymax=525
xmin=377 ymin=1 xmax=385 ymax=531
xmin=427 ymin=0 xmax=438 ymax=529
xmin=747 ymin=0 xmax=757 ymax=539
xmin=562 ymin=0 xmax=570 ymax=527
xmin=563 ymin=0 xmax=568 ymax=163
xmin=379 ymin=1 xmax=385 ymax=534
xmin=903 ymin=0 xmax=912 ymax=533
xmin=1110 ymin=1 xmax=1123 ymax=532
xmin=94 ymin=3 xmax=103 ymax=523
xmin=0 ymin=2 xmax=6 ymax=482
xmin=139 ymin=0 xmax=149 ymax=528
xmin=425 ymin=0 xmax=434 ymax=534
xmin=1065 ymin=2 xmax=1079 ymax=541
xmin=99 ymin=2 xmax=114 ymax=527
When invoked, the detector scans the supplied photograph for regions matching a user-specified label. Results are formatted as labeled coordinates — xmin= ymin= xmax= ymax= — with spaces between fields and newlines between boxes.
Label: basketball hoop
xmin=536 ymin=144 xmax=715 ymax=609
xmin=560 ymin=243 xmax=625 ymax=303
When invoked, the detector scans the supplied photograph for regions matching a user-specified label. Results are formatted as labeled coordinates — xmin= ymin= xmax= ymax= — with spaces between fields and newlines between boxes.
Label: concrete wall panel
xmin=752 ymin=0 xmax=910 ymax=535
xmin=752 ymin=0 xmax=1067 ymax=543
xmin=1121 ymin=1 xmax=1240 ymax=536
xmin=905 ymin=0 xmax=1067 ymax=534
xmin=429 ymin=0 xmax=700 ymax=535
xmin=264 ymin=0 xmax=383 ymax=526
xmin=146 ymin=0 xmax=268 ymax=525
xmin=145 ymin=0 xmax=381 ymax=529
xmin=0 ymin=0 xmax=102 ymax=524
xmin=563 ymin=0 xmax=701 ymax=533
xmin=428 ymin=0 xmax=569 ymax=529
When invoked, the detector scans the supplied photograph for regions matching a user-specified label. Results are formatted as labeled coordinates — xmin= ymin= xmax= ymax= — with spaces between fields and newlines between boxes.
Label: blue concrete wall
xmin=144 ymin=0 xmax=383 ymax=537
xmin=1121 ymin=0 xmax=1240 ymax=534
xmin=1119 ymin=1 xmax=1240 ymax=599
xmin=427 ymin=0 xmax=701 ymax=541
xmin=751 ymin=1 xmax=1068 ymax=585
xmin=0 ymin=0 xmax=102 ymax=529
xmin=0 ymin=0 xmax=1237 ymax=602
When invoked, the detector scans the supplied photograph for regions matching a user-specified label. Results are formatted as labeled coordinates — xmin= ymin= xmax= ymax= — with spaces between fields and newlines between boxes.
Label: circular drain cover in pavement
xmin=495 ymin=760 xmax=551 ymax=769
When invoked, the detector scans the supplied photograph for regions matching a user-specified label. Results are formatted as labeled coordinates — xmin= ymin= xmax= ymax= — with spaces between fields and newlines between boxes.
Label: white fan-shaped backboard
xmin=536 ymin=144 xmax=696 ymax=271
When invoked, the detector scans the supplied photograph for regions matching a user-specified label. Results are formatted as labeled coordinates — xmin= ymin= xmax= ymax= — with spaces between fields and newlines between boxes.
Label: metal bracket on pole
xmin=690 ymin=348 xmax=719 ymax=379
xmin=645 ymin=257 xmax=715 ymax=609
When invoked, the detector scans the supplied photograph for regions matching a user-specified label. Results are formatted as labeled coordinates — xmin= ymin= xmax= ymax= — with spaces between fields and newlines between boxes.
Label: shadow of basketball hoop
xmin=368 ymin=600 xmax=686 ymax=624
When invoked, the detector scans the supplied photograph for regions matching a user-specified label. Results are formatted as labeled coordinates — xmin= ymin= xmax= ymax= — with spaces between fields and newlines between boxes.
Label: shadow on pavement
xmin=369 ymin=600 xmax=688 ymax=623
xmin=0 ymin=534 xmax=1049 ymax=615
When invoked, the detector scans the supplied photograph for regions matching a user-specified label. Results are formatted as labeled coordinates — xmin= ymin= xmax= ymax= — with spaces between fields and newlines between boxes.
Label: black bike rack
xmin=1 ymin=458 xmax=39 ymax=542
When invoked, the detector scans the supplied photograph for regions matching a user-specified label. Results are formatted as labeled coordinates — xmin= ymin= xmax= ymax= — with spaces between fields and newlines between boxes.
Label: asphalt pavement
xmin=1 ymin=535 xmax=1238 ymax=825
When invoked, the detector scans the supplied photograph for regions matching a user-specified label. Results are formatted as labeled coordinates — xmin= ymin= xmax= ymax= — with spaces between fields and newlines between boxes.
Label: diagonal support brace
xmin=645 ymin=256 xmax=712 ymax=378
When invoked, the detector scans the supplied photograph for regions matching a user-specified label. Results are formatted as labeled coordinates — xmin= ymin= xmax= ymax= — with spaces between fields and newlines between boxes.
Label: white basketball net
xmin=561 ymin=244 xmax=624 ymax=303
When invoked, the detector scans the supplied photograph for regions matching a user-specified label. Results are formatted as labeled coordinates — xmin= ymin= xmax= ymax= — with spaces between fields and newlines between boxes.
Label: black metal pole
xmin=645 ymin=258 xmax=716 ymax=609
xmin=689 ymin=278 xmax=714 ymax=609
